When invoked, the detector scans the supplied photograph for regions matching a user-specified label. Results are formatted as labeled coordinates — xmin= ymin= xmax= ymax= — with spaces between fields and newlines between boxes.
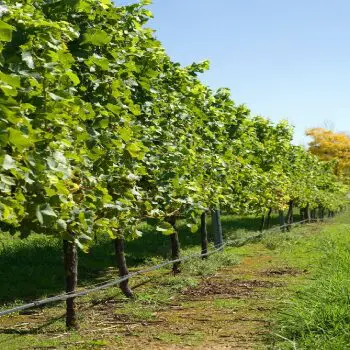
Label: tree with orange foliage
xmin=306 ymin=128 xmax=350 ymax=184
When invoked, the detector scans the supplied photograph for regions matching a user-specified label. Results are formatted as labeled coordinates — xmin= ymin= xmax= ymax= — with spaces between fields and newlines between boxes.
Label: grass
xmin=153 ymin=331 xmax=204 ymax=346
xmin=0 ymin=213 xmax=276 ymax=305
xmin=0 ymin=212 xmax=276 ymax=349
xmin=0 ymin=244 xmax=241 ymax=349
xmin=0 ymin=211 xmax=346 ymax=349
xmin=272 ymin=213 xmax=350 ymax=349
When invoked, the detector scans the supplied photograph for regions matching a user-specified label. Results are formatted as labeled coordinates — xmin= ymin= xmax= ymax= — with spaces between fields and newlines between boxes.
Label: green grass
xmin=273 ymin=213 xmax=350 ymax=349
xmin=153 ymin=331 xmax=204 ymax=346
xmin=0 ymin=213 xmax=275 ymax=305
xmin=0 ymin=211 xmax=348 ymax=349
xmin=0 ymin=236 xmax=242 ymax=349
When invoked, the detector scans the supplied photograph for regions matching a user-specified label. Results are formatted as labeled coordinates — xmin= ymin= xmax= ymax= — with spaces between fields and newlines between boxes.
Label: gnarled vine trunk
xmin=63 ymin=239 xmax=78 ymax=329
xmin=114 ymin=237 xmax=133 ymax=298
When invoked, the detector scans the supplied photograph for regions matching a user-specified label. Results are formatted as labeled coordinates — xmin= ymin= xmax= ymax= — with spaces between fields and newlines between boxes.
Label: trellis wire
xmin=0 ymin=216 xmax=329 ymax=317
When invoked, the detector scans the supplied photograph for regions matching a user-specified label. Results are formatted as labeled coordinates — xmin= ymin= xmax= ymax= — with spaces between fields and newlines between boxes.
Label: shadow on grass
xmin=0 ymin=312 xmax=66 ymax=335
xmin=0 ymin=213 xmax=288 ymax=305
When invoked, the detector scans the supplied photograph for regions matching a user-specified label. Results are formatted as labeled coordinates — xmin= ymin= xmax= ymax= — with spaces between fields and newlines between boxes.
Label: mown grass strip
xmin=274 ymin=212 xmax=350 ymax=349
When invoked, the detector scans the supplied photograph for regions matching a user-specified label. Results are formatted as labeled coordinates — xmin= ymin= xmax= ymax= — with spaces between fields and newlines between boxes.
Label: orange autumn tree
xmin=306 ymin=128 xmax=350 ymax=184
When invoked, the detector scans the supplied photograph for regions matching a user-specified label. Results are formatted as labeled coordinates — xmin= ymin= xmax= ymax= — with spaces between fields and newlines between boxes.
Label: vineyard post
xmin=317 ymin=206 xmax=322 ymax=221
xmin=168 ymin=216 xmax=181 ymax=274
xmin=259 ymin=213 xmax=266 ymax=232
xmin=320 ymin=206 xmax=325 ymax=221
xmin=279 ymin=210 xmax=285 ymax=232
xmin=212 ymin=209 xmax=223 ymax=250
xmin=266 ymin=208 xmax=272 ymax=229
xmin=63 ymin=238 xmax=78 ymax=329
xmin=311 ymin=208 xmax=316 ymax=220
xmin=286 ymin=200 xmax=294 ymax=231
xmin=306 ymin=204 xmax=311 ymax=223
xmin=200 ymin=212 xmax=208 ymax=259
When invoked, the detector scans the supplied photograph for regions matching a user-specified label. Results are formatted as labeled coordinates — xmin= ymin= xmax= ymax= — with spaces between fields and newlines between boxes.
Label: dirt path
xmin=0 ymin=242 xmax=309 ymax=350
xmin=90 ymin=246 xmax=305 ymax=350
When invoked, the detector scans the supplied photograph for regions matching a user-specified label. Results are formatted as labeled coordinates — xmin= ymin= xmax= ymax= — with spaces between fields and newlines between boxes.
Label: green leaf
xmin=119 ymin=127 xmax=132 ymax=142
xmin=129 ymin=104 xmax=141 ymax=116
xmin=57 ymin=219 xmax=67 ymax=230
xmin=36 ymin=206 xmax=44 ymax=225
xmin=2 ymin=154 xmax=16 ymax=170
xmin=74 ymin=0 xmax=92 ymax=12
xmin=48 ymin=92 xmax=64 ymax=101
xmin=91 ymin=55 xmax=109 ymax=70
xmin=99 ymin=118 xmax=109 ymax=128
xmin=140 ymin=0 xmax=152 ymax=5
xmin=0 ymin=174 xmax=15 ymax=186
xmin=41 ymin=205 xmax=57 ymax=217
xmin=126 ymin=142 xmax=147 ymax=160
xmin=100 ymin=0 xmax=112 ymax=9
xmin=66 ymin=71 xmax=80 ymax=86
xmin=156 ymin=222 xmax=175 ymax=235
xmin=187 ymin=223 xmax=199 ymax=233
xmin=8 ymin=128 xmax=33 ymax=150
xmin=74 ymin=238 xmax=85 ymax=251
xmin=0 ymin=72 xmax=20 ymax=88
xmin=126 ymin=143 xmax=141 ymax=158
xmin=78 ymin=233 xmax=92 ymax=241
xmin=0 ymin=72 xmax=21 ymax=96
xmin=1 ymin=204 xmax=11 ymax=221
xmin=106 ymin=103 xmax=121 ymax=114
xmin=0 ymin=20 xmax=14 ymax=42
xmin=82 ymin=29 xmax=111 ymax=46
xmin=22 ymin=51 xmax=35 ymax=69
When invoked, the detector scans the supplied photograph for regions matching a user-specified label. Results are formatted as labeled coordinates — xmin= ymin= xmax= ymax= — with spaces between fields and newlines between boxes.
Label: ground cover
xmin=0 ymin=212 xmax=347 ymax=349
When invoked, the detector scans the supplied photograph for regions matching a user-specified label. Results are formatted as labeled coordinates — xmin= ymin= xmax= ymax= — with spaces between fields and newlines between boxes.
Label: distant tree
xmin=306 ymin=128 xmax=350 ymax=184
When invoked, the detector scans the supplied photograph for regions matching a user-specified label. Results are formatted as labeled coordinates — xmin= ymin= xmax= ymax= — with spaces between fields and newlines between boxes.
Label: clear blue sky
xmin=117 ymin=0 xmax=350 ymax=145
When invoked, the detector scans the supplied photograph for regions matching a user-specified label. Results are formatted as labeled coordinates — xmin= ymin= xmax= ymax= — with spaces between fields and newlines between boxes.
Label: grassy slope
xmin=273 ymin=212 xmax=350 ymax=349
xmin=0 ymin=212 xmax=348 ymax=349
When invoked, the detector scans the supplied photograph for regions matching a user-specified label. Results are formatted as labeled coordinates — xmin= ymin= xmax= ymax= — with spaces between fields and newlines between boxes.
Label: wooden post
xmin=320 ymin=206 xmax=325 ymax=221
xmin=212 ymin=209 xmax=223 ymax=250
xmin=286 ymin=200 xmax=294 ymax=231
xmin=311 ymin=208 xmax=316 ymax=221
xmin=168 ymin=216 xmax=181 ymax=274
xmin=63 ymin=239 xmax=78 ymax=329
xmin=266 ymin=208 xmax=272 ymax=229
xmin=259 ymin=214 xmax=266 ymax=232
xmin=306 ymin=204 xmax=311 ymax=223
xmin=200 ymin=212 xmax=208 ymax=259
xmin=279 ymin=210 xmax=285 ymax=232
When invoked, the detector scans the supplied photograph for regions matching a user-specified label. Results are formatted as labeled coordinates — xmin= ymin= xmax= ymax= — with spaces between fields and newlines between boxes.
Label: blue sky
xmin=117 ymin=0 xmax=350 ymax=145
